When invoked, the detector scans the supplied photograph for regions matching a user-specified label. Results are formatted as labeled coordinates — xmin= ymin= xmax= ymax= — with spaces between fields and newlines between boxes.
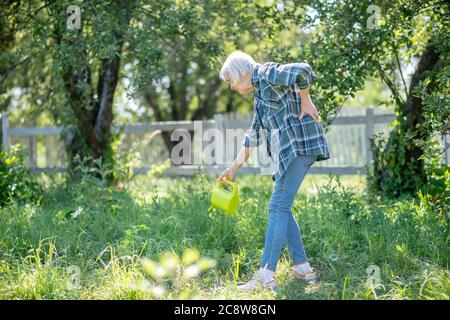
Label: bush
xmin=0 ymin=144 xmax=42 ymax=207
xmin=423 ymin=164 xmax=450 ymax=215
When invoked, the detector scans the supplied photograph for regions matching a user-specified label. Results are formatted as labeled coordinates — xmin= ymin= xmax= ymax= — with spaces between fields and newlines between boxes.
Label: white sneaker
xmin=292 ymin=262 xmax=318 ymax=283
xmin=237 ymin=268 xmax=278 ymax=291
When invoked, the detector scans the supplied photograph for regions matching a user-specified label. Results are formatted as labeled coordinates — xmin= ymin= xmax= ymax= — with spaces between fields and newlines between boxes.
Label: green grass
xmin=0 ymin=173 xmax=448 ymax=300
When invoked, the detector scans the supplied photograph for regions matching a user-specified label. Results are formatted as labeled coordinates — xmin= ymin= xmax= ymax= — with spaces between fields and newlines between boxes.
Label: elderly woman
xmin=218 ymin=50 xmax=330 ymax=291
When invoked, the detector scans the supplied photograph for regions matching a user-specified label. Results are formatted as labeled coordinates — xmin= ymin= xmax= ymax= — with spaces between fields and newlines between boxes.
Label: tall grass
xmin=0 ymin=173 xmax=448 ymax=300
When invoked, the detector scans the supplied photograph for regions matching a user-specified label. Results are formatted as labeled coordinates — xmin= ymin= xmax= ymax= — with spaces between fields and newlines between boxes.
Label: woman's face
xmin=226 ymin=72 xmax=254 ymax=95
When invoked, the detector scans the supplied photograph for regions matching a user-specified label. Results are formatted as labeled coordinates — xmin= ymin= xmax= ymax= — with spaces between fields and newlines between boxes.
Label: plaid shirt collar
xmin=251 ymin=63 xmax=262 ymax=88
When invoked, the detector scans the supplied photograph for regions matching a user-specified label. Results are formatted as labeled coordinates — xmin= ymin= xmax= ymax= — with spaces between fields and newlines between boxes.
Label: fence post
xmin=29 ymin=135 xmax=37 ymax=167
xmin=45 ymin=135 xmax=52 ymax=167
xmin=1 ymin=112 xmax=10 ymax=152
xmin=365 ymin=107 xmax=374 ymax=168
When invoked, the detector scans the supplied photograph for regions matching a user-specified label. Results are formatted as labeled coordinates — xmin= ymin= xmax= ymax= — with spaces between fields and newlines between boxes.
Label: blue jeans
xmin=260 ymin=155 xmax=317 ymax=271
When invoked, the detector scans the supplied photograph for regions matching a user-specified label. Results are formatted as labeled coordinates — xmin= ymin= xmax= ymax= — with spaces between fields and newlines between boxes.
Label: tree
xmin=129 ymin=0 xmax=225 ymax=153
xmin=2 ymin=1 xmax=227 ymax=174
xmin=1 ymin=0 xmax=139 ymax=177
xmin=129 ymin=0 xmax=285 ymax=154
xmin=47 ymin=1 xmax=138 ymax=175
xmin=274 ymin=0 xmax=449 ymax=196
xmin=2 ymin=0 xmax=282 ymax=171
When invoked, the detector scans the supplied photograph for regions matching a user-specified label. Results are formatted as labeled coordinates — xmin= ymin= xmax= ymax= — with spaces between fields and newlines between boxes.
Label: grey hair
xmin=219 ymin=50 xmax=257 ymax=84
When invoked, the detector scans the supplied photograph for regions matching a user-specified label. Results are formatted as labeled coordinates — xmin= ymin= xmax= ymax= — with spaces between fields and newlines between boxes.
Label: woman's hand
xmin=218 ymin=165 xmax=238 ymax=185
xmin=300 ymin=87 xmax=320 ymax=122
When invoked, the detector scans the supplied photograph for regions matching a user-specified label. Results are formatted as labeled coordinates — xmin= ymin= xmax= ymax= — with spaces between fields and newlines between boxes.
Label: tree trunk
xmin=374 ymin=41 xmax=442 ymax=194
xmin=62 ymin=51 xmax=122 ymax=165
xmin=401 ymin=43 xmax=441 ymax=177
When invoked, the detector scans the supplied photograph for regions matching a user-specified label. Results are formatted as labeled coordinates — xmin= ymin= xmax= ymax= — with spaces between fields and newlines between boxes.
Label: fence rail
xmin=1 ymin=109 xmax=448 ymax=176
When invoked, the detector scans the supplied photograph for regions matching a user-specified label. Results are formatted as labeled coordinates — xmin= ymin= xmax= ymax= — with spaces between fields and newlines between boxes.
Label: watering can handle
xmin=216 ymin=178 xmax=238 ymax=195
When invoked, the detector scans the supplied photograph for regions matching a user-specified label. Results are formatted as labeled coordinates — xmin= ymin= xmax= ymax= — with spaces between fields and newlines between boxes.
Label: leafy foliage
xmin=0 ymin=144 xmax=42 ymax=207
xmin=277 ymin=0 xmax=450 ymax=195
xmin=137 ymin=249 xmax=216 ymax=299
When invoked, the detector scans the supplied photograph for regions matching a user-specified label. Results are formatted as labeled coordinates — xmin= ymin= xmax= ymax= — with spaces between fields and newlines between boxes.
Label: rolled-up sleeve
xmin=242 ymin=112 xmax=263 ymax=148
xmin=261 ymin=62 xmax=317 ymax=89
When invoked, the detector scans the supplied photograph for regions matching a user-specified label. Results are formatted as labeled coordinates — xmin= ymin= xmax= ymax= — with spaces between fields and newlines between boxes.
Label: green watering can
xmin=208 ymin=178 xmax=239 ymax=214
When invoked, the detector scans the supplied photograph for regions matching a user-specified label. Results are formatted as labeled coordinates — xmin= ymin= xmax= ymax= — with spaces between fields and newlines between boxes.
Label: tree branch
xmin=394 ymin=50 xmax=408 ymax=98
xmin=94 ymin=47 xmax=123 ymax=149
xmin=0 ymin=55 xmax=31 ymax=94
xmin=144 ymin=91 xmax=165 ymax=121
xmin=377 ymin=64 xmax=405 ymax=107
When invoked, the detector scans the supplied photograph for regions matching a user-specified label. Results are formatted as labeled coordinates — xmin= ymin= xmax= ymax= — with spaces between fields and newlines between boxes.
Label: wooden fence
xmin=1 ymin=108 xmax=449 ymax=176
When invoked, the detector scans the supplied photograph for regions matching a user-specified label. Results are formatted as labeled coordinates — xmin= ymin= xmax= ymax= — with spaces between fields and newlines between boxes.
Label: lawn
xmin=0 ymin=173 xmax=448 ymax=300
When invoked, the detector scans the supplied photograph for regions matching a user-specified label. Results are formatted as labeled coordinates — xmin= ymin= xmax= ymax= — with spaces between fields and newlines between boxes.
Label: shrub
xmin=0 ymin=144 xmax=42 ymax=207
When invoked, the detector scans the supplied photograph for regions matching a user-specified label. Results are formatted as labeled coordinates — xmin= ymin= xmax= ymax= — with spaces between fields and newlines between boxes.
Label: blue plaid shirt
xmin=243 ymin=62 xmax=330 ymax=181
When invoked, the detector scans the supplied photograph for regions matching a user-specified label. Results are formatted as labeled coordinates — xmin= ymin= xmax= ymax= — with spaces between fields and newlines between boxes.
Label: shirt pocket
xmin=261 ymin=84 xmax=289 ymax=113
